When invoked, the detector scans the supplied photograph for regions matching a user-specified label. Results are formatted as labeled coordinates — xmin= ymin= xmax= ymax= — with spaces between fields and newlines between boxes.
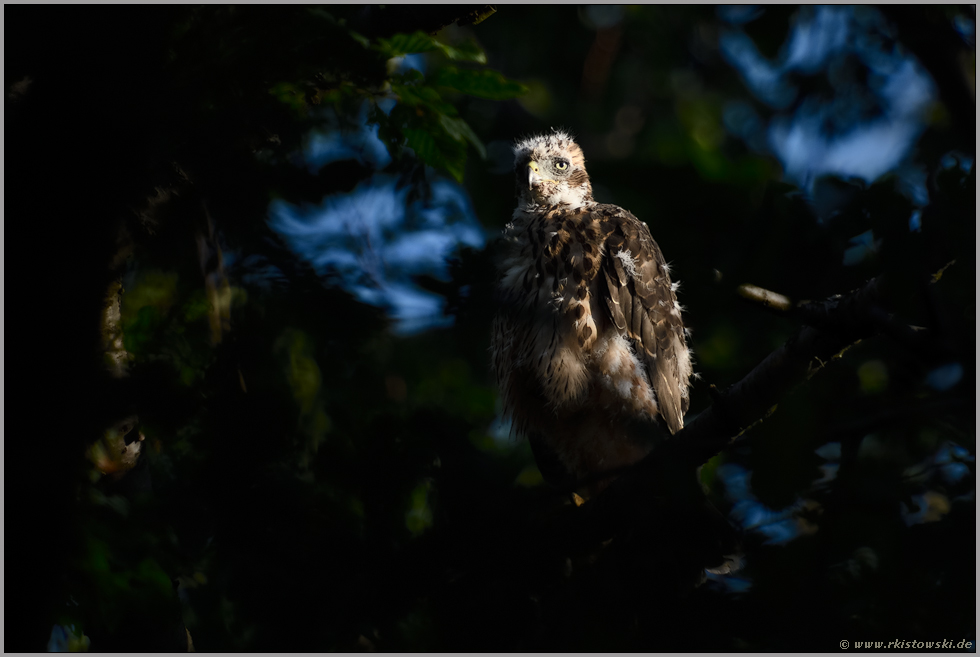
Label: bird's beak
xmin=527 ymin=160 xmax=541 ymax=190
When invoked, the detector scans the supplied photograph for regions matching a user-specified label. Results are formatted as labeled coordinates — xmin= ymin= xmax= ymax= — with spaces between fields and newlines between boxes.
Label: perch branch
xmin=566 ymin=277 xmax=885 ymax=548
xmin=738 ymin=278 xmax=933 ymax=354
xmin=683 ymin=277 xmax=882 ymax=466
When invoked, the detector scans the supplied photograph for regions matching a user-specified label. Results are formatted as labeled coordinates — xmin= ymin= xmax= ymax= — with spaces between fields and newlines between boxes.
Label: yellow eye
xmin=554 ymin=160 xmax=569 ymax=171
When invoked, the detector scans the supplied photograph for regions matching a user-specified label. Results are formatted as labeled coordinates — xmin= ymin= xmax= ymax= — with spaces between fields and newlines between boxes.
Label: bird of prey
xmin=491 ymin=130 xmax=694 ymax=493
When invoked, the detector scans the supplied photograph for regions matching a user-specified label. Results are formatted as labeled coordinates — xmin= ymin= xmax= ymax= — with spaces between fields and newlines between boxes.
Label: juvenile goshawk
xmin=491 ymin=130 xmax=694 ymax=491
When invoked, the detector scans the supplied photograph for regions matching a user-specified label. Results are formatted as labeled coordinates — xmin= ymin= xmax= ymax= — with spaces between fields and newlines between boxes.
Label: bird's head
xmin=513 ymin=130 xmax=593 ymax=210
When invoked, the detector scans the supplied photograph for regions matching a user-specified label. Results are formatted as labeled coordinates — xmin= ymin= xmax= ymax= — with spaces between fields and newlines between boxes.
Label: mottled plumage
xmin=492 ymin=130 xmax=693 ymax=489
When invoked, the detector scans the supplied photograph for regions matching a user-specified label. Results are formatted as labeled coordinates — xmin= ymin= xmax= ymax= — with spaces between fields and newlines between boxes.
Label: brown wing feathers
xmin=599 ymin=207 xmax=687 ymax=434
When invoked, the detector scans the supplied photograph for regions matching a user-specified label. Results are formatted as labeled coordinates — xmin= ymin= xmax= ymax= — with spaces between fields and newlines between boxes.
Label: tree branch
xmin=565 ymin=277 xmax=885 ymax=548
xmin=355 ymin=5 xmax=497 ymax=38
xmin=684 ymin=277 xmax=884 ymax=466
xmin=739 ymin=278 xmax=934 ymax=354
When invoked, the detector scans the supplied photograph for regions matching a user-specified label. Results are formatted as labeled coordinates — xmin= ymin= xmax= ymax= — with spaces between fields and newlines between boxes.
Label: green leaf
xmin=431 ymin=66 xmax=527 ymax=100
xmin=393 ymin=68 xmax=425 ymax=84
xmin=123 ymin=306 xmax=162 ymax=354
xmin=403 ymin=127 xmax=466 ymax=183
xmin=269 ymin=81 xmax=308 ymax=112
xmin=378 ymin=97 xmax=484 ymax=180
xmin=347 ymin=30 xmax=371 ymax=49
xmin=378 ymin=31 xmax=438 ymax=58
xmin=377 ymin=31 xmax=487 ymax=63
xmin=405 ymin=480 xmax=434 ymax=536
xmin=390 ymin=82 xmax=456 ymax=115
xmin=438 ymin=39 xmax=487 ymax=64
xmin=439 ymin=114 xmax=486 ymax=160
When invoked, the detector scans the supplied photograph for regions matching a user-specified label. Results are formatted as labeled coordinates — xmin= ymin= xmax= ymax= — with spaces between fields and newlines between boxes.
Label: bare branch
xmin=736 ymin=283 xmax=794 ymax=313
xmin=683 ymin=277 xmax=882 ymax=466
xmin=740 ymin=277 xmax=933 ymax=355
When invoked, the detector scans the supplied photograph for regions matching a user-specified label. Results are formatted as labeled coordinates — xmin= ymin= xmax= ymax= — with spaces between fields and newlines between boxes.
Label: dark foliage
xmin=5 ymin=5 xmax=974 ymax=652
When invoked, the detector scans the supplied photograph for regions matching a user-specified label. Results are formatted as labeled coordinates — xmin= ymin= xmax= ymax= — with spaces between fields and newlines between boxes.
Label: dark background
xmin=5 ymin=5 xmax=975 ymax=652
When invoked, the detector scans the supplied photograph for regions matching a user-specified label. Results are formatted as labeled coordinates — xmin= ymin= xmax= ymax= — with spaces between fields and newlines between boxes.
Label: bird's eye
xmin=554 ymin=159 xmax=569 ymax=171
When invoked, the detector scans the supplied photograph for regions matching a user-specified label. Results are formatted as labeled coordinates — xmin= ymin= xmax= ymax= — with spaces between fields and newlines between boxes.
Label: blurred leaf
xmin=439 ymin=114 xmax=487 ymax=159
xmin=390 ymin=81 xmax=456 ymax=115
xmin=514 ymin=465 xmax=544 ymax=487
xmin=182 ymin=290 xmax=211 ymax=323
xmin=384 ymin=75 xmax=488 ymax=177
xmin=120 ymin=271 xmax=179 ymax=324
xmin=269 ymin=81 xmax=309 ymax=113
xmin=402 ymin=128 xmax=453 ymax=180
xmin=431 ymin=66 xmax=527 ymax=100
xmin=276 ymin=329 xmax=322 ymax=415
xmin=122 ymin=306 xmax=162 ymax=355
xmin=405 ymin=480 xmax=434 ymax=536
xmin=377 ymin=31 xmax=487 ymax=63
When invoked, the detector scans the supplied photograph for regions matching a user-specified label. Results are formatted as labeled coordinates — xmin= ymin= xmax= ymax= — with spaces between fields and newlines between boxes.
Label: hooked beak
xmin=527 ymin=160 xmax=542 ymax=190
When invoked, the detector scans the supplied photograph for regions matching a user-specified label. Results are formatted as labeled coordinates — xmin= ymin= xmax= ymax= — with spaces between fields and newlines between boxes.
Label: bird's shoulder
xmin=594 ymin=204 xmax=676 ymax=321
xmin=590 ymin=202 xmax=635 ymax=219
xmin=579 ymin=204 xmax=662 ymax=263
